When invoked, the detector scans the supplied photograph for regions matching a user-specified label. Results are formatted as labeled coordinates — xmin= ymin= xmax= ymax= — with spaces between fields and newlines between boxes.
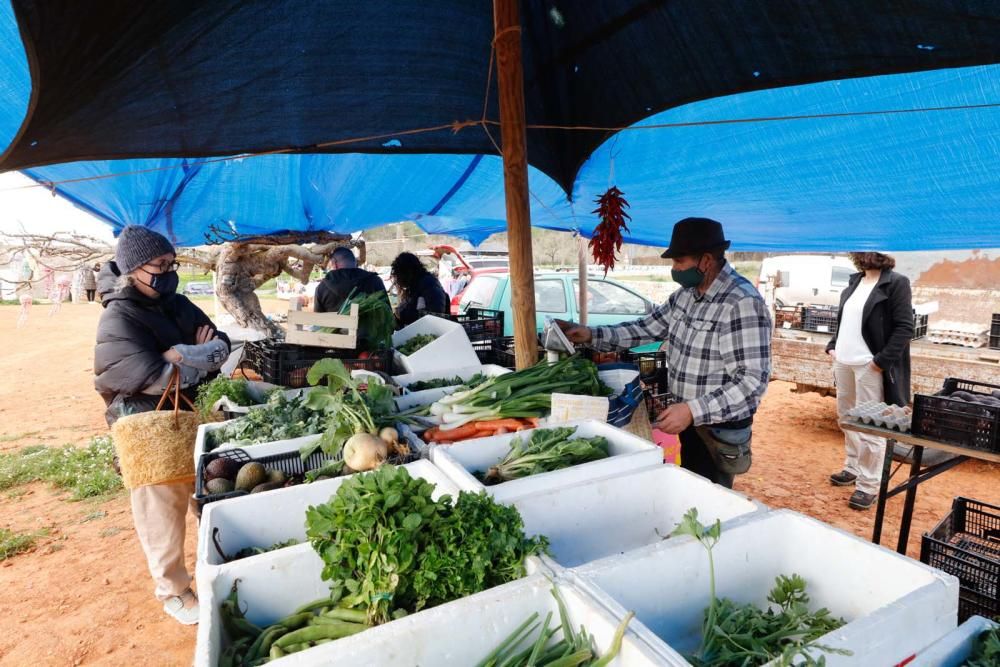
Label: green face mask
xmin=671 ymin=265 xmax=704 ymax=288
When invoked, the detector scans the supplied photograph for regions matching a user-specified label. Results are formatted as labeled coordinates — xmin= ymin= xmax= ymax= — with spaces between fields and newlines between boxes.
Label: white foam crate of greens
xmin=197 ymin=460 xmax=459 ymax=569
xmin=512 ymin=464 xmax=762 ymax=568
xmin=193 ymin=420 xmax=321 ymax=467
xmin=194 ymin=544 xmax=557 ymax=667
xmin=428 ymin=419 xmax=662 ymax=503
xmin=570 ymin=510 xmax=960 ymax=666
xmin=911 ymin=615 xmax=998 ymax=666
xmin=278 ymin=573 xmax=667 ymax=666
xmin=391 ymin=314 xmax=479 ymax=374
xmin=391 ymin=363 xmax=509 ymax=411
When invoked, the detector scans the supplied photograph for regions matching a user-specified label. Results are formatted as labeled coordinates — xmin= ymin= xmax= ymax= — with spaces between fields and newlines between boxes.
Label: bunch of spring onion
xmin=426 ymin=356 xmax=609 ymax=432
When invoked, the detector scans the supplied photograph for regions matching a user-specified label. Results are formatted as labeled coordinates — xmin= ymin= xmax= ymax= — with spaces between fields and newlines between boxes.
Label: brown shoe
xmin=849 ymin=490 xmax=876 ymax=510
xmin=829 ymin=470 xmax=857 ymax=486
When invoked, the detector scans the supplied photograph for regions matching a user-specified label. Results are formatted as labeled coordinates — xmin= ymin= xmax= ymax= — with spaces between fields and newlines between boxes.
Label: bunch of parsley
xmin=305 ymin=465 xmax=548 ymax=626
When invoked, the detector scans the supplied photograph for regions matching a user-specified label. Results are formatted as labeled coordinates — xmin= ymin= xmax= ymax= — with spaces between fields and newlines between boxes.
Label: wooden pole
xmin=493 ymin=0 xmax=538 ymax=369
xmin=577 ymin=235 xmax=588 ymax=326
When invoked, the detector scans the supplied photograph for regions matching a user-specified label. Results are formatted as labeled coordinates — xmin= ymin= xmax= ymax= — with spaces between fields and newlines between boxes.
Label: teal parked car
xmin=457 ymin=271 xmax=661 ymax=352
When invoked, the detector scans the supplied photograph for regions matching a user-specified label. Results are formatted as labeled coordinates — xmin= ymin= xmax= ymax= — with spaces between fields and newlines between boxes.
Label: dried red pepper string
xmin=589 ymin=186 xmax=631 ymax=276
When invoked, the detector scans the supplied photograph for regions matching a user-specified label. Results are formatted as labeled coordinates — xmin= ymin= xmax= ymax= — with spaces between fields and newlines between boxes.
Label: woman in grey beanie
xmin=94 ymin=225 xmax=230 ymax=625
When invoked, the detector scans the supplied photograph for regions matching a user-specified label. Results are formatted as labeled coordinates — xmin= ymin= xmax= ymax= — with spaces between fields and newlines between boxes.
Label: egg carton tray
xmin=846 ymin=401 xmax=913 ymax=432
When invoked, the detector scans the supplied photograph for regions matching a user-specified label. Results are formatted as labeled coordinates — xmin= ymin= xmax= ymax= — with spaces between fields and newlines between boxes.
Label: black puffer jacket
xmin=313 ymin=268 xmax=386 ymax=314
xmin=396 ymin=274 xmax=449 ymax=328
xmin=826 ymin=269 xmax=913 ymax=406
xmin=94 ymin=285 xmax=230 ymax=425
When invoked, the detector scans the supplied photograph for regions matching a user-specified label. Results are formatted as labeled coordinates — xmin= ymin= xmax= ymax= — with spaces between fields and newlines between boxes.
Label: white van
xmin=756 ymin=254 xmax=856 ymax=308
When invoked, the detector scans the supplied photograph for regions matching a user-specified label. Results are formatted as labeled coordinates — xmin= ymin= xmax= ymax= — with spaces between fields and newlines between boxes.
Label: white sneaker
xmin=163 ymin=592 xmax=200 ymax=625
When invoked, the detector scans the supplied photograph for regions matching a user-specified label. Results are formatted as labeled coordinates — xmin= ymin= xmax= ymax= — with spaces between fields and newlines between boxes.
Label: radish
xmin=344 ymin=433 xmax=388 ymax=472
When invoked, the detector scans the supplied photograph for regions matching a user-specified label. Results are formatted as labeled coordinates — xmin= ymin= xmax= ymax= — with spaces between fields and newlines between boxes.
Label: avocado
xmin=250 ymin=481 xmax=284 ymax=494
xmin=205 ymin=457 xmax=240 ymax=482
xmin=234 ymin=462 xmax=266 ymax=492
xmin=266 ymin=469 xmax=287 ymax=485
xmin=205 ymin=478 xmax=235 ymax=495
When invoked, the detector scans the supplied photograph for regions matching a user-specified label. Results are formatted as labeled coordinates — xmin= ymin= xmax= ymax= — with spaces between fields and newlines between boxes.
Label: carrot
xmin=437 ymin=423 xmax=482 ymax=441
xmin=524 ymin=417 xmax=540 ymax=428
xmin=473 ymin=419 xmax=524 ymax=432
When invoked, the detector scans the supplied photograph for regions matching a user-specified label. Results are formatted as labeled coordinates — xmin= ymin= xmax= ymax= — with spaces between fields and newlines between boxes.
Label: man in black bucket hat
xmin=557 ymin=217 xmax=772 ymax=488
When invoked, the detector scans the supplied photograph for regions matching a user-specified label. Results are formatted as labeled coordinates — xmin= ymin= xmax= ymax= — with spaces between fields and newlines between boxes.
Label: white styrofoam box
xmin=391 ymin=363 xmax=509 ymax=412
xmin=391 ymin=315 xmax=479 ymax=374
xmin=278 ymin=574 xmax=669 ymax=667
xmin=197 ymin=460 xmax=459 ymax=568
xmin=571 ymin=510 xmax=960 ymax=666
xmin=195 ymin=544 xmax=553 ymax=667
xmin=911 ymin=615 xmax=998 ymax=667
xmin=429 ymin=420 xmax=662 ymax=503
xmin=193 ymin=419 xmax=321 ymax=467
xmin=512 ymin=464 xmax=762 ymax=568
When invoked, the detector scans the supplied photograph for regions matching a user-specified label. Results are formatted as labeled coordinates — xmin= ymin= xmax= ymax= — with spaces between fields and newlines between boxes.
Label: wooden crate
xmin=284 ymin=304 xmax=359 ymax=348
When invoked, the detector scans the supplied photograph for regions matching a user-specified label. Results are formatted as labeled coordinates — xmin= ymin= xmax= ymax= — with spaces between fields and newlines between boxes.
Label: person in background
xmin=94 ymin=225 xmax=230 ymax=625
xmin=82 ymin=263 xmax=99 ymax=302
xmin=96 ymin=261 xmax=121 ymax=302
xmin=827 ymin=252 xmax=913 ymax=510
xmin=557 ymin=218 xmax=772 ymax=488
xmin=313 ymin=246 xmax=386 ymax=313
xmin=390 ymin=251 xmax=450 ymax=328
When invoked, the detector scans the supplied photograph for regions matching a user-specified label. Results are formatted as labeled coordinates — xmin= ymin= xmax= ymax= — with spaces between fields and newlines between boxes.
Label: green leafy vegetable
xmin=207 ymin=392 xmax=325 ymax=451
xmin=671 ymin=508 xmax=851 ymax=667
xmin=228 ymin=538 xmax=301 ymax=562
xmin=305 ymin=465 xmax=547 ymax=627
xmin=480 ymin=427 xmax=609 ymax=485
xmin=964 ymin=625 xmax=1000 ymax=667
xmin=397 ymin=333 xmax=438 ymax=356
xmin=195 ymin=376 xmax=254 ymax=416
xmin=406 ymin=372 xmax=490 ymax=392
xmin=341 ymin=290 xmax=394 ymax=352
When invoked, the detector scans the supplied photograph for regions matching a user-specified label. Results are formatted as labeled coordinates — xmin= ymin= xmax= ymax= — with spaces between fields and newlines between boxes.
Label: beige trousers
xmin=129 ymin=481 xmax=195 ymax=601
xmin=834 ymin=360 xmax=886 ymax=495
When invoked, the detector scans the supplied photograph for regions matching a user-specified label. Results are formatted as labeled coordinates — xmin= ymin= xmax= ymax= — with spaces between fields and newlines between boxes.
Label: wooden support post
xmin=493 ymin=0 xmax=538 ymax=369
xmin=577 ymin=235 xmax=588 ymax=327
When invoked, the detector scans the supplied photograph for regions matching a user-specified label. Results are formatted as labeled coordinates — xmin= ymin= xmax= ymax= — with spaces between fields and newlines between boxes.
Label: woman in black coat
xmin=390 ymin=251 xmax=450 ymax=328
xmin=825 ymin=252 xmax=913 ymax=511
xmin=94 ymin=226 xmax=230 ymax=625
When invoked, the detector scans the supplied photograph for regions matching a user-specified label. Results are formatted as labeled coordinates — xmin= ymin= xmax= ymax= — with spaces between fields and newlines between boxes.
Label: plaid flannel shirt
xmin=591 ymin=262 xmax=772 ymax=426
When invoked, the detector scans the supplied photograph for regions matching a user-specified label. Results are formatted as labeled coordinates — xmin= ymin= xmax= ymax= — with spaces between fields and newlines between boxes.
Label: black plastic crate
xmin=644 ymin=388 xmax=680 ymax=422
xmin=491 ymin=335 xmax=545 ymax=369
xmin=625 ymin=350 xmax=668 ymax=383
xmin=912 ymin=313 xmax=929 ymax=341
xmin=802 ymin=306 xmax=839 ymax=334
xmin=991 ymin=313 xmax=1000 ymax=337
xmin=194 ymin=446 xmax=338 ymax=512
xmin=580 ymin=348 xmax=630 ymax=365
xmin=991 ymin=334 xmax=1000 ymax=351
xmin=418 ymin=308 xmax=504 ymax=342
xmin=912 ymin=378 xmax=1000 ymax=453
xmin=921 ymin=497 xmax=1000 ymax=622
xmin=243 ymin=339 xmax=392 ymax=388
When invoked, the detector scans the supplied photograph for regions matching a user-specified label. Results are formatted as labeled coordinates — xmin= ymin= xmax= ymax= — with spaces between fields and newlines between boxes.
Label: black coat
xmin=313 ymin=268 xmax=386 ymax=314
xmin=396 ymin=273 xmax=449 ymax=328
xmin=826 ymin=269 xmax=913 ymax=406
xmin=94 ymin=285 xmax=230 ymax=425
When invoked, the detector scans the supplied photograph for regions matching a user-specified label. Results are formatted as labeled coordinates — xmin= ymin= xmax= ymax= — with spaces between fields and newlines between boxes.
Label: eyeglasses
xmin=143 ymin=260 xmax=180 ymax=273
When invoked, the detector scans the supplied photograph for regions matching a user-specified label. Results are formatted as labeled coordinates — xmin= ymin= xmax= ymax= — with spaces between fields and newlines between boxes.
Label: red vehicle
xmin=417 ymin=245 xmax=509 ymax=314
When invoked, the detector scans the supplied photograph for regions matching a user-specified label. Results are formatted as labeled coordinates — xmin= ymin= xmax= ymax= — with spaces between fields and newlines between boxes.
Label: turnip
xmin=378 ymin=426 xmax=399 ymax=446
xmin=344 ymin=433 xmax=388 ymax=472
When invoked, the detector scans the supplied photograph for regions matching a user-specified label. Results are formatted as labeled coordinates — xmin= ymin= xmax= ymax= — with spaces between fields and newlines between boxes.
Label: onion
xmin=344 ymin=433 xmax=388 ymax=472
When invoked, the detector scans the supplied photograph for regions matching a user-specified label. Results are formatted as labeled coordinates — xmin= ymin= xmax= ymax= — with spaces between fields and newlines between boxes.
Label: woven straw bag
xmin=111 ymin=367 xmax=200 ymax=489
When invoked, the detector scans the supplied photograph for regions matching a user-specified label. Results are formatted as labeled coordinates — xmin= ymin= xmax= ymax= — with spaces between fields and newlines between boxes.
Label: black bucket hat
xmin=661 ymin=217 xmax=731 ymax=259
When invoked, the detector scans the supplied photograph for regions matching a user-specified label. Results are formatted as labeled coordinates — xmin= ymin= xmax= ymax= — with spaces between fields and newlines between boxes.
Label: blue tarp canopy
xmin=1 ymin=1 xmax=999 ymax=250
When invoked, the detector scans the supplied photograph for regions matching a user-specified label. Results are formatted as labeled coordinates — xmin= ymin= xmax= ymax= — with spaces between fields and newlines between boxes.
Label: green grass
xmin=0 ymin=527 xmax=49 ymax=561
xmin=0 ymin=431 xmax=40 ymax=443
xmin=0 ymin=435 xmax=123 ymax=500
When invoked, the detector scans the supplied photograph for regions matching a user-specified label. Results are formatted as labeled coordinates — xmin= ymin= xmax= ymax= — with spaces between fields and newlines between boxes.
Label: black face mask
xmin=137 ymin=270 xmax=179 ymax=297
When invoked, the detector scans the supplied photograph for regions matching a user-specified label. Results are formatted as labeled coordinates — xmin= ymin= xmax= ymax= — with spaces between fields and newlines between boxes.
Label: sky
xmin=0 ymin=172 xmax=113 ymax=241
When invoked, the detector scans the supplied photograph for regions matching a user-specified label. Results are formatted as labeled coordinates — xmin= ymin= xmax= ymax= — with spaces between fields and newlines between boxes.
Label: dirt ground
xmin=1 ymin=300 xmax=998 ymax=667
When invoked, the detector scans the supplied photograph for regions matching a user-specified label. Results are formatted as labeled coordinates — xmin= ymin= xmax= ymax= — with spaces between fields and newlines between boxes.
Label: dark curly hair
xmin=849 ymin=252 xmax=895 ymax=271
xmin=390 ymin=252 xmax=432 ymax=301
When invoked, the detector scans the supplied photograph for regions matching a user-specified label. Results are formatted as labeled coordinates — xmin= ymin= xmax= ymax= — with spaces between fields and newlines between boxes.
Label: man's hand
xmin=162 ymin=348 xmax=182 ymax=364
xmin=195 ymin=325 xmax=217 ymax=345
xmin=868 ymin=360 xmax=882 ymax=373
xmin=827 ymin=349 xmax=835 ymax=359
xmin=553 ymin=319 xmax=592 ymax=344
xmin=654 ymin=402 xmax=694 ymax=434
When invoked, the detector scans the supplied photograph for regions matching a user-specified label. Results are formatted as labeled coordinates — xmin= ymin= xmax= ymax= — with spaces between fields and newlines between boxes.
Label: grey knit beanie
xmin=115 ymin=225 xmax=176 ymax=274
